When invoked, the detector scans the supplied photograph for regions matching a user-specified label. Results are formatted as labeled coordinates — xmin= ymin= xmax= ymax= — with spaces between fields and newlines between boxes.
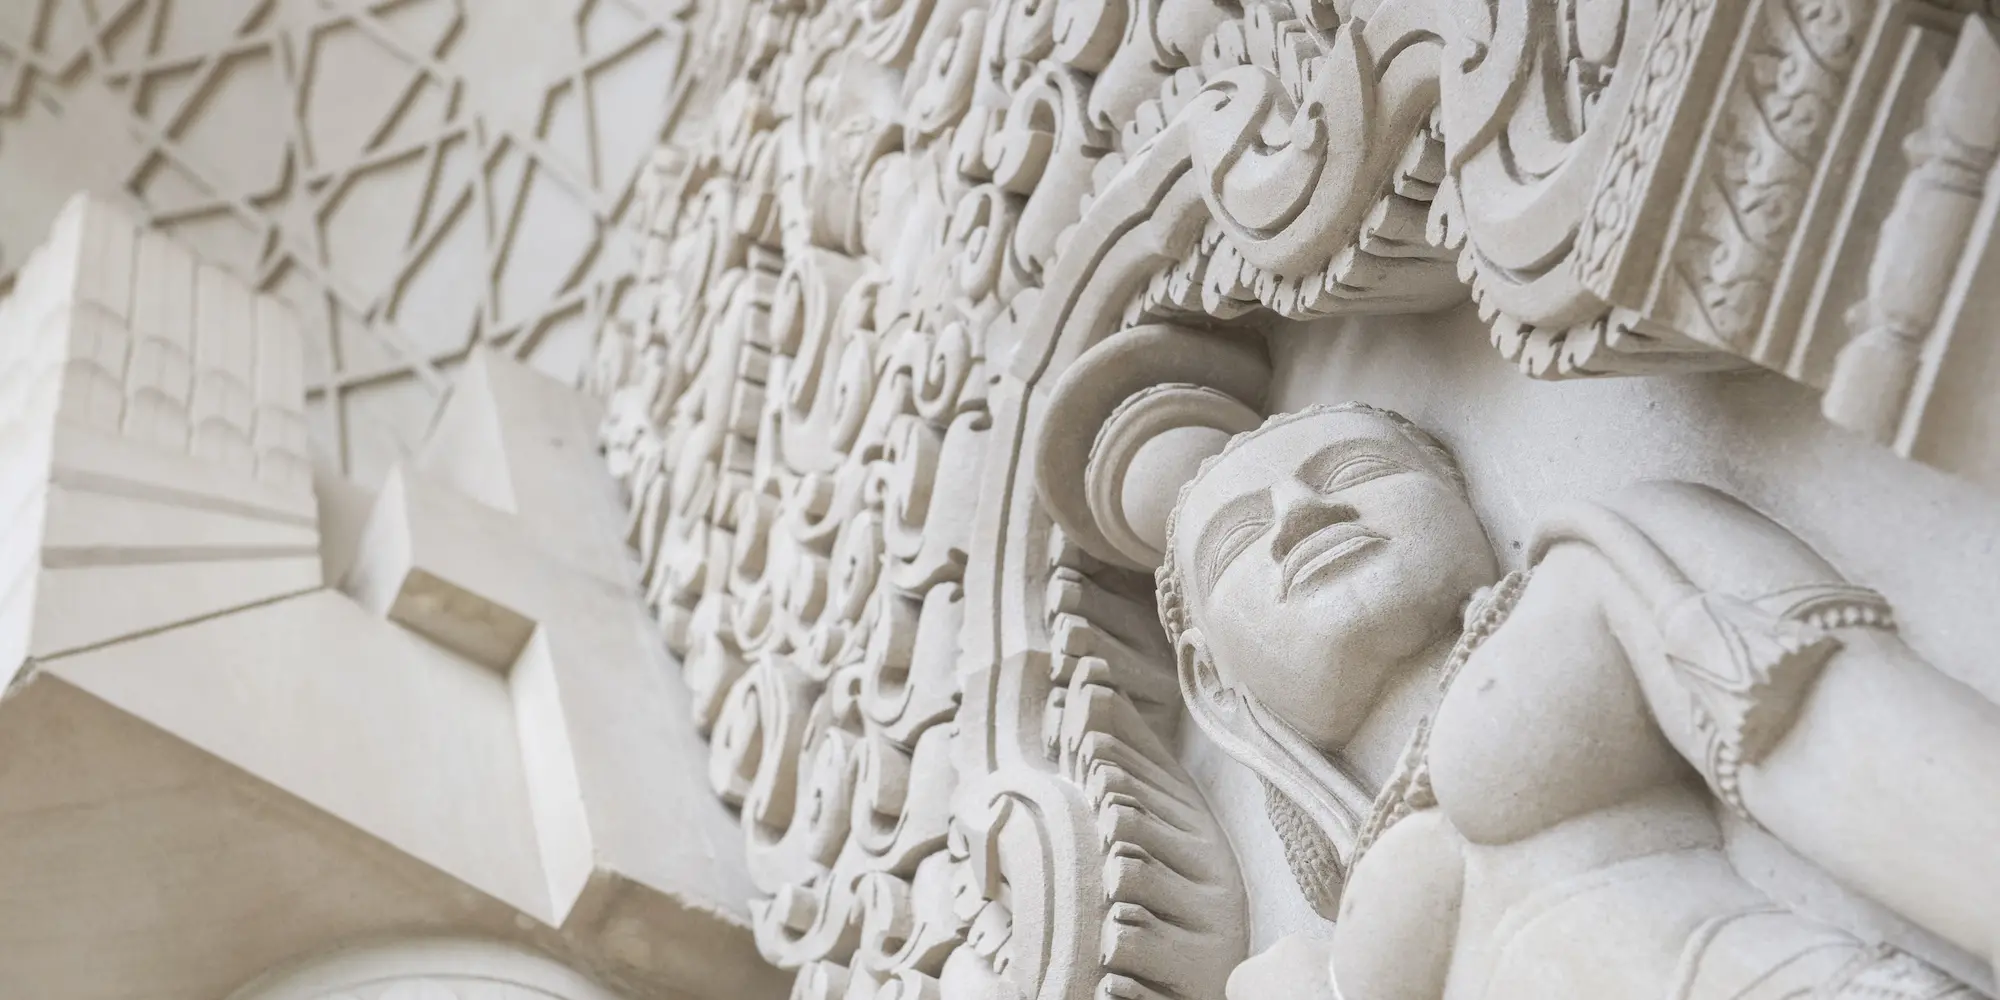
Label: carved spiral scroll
xmin=593 ymin=1 xmax=1250 ymax=997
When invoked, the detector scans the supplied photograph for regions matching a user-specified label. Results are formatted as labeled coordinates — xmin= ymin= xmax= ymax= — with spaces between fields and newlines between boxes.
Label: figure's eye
xmin=1193 ymin=488 xmax=1275 ymax=599
xmin=1210 ymin=517 xmax=1270 ymax=575
xmin=1318 ymin=455 xmax=1405 ymax=493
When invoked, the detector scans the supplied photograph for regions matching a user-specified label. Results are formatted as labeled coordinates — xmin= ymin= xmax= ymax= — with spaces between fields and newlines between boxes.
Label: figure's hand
xmin=1227 ymin=933 xmax=1339 ymax=1000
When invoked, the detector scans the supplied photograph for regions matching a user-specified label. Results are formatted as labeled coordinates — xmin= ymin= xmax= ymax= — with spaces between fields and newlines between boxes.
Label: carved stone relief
xmin=1010 ymin=0 xmax=2000 ymax=490
xmin=590 ymin=1 xmax=1268 ymax=997
xmin=588 ymin=0 xmax=2000 ymax=998
xmin=4 ymin=0 xmax=1999 ymax=994
xmin=1154 ymin=405 xmax=2000 ymax=1000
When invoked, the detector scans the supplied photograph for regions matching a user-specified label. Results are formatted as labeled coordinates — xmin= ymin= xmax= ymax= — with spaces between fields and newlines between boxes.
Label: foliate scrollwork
xmin=593 ymin=1 xmax=1251 ymax=997
xmin=1652 ymin=0 xmax=1867 ymax=353
xmin=1031 ymin=0 xmax=2000 ymax=454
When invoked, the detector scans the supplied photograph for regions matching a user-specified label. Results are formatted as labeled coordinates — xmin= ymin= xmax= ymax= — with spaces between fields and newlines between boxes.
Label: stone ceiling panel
xmin=0 ymin=0 xmax=695 ymax=485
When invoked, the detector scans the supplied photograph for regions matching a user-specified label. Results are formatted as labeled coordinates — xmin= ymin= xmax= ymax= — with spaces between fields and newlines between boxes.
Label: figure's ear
xmin=1177 ymin=629 xmax=1256 ymax=751
xmin=1175 ymin=629 xmax=1223 ymax=702
xmin=1177 ymin=625 xmax=1263 ymax=766
xmin=1174 ymin=622 xmax=1377 ymax=919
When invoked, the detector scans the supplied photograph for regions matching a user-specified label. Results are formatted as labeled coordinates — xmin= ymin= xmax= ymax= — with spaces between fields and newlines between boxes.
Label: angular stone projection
xmin=0 ymin=194 xmax=321 ymax=680
xmin=0 ymin=198 xmax=786 ymax=1000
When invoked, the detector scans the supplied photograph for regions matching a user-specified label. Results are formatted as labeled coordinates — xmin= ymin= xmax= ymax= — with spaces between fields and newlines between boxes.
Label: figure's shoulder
xmin=1536 ymin=480 xmax=1853 ymax=603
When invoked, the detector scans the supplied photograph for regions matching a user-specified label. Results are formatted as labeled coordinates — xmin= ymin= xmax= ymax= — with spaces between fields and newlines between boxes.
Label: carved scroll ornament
xmin=591 ymin=1 xmax=1256 ymax=998
xmin=1015 ymin=0 xmax=2000 ymax=489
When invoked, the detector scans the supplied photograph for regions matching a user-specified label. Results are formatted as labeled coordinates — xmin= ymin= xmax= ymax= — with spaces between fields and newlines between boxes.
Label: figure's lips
xmin=1280 ymin=522 xmax=1384 ymax=599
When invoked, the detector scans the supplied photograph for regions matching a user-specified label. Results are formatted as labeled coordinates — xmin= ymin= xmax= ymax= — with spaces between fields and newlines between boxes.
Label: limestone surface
xmin=10 ymin=2 xmax=2000 ymax=999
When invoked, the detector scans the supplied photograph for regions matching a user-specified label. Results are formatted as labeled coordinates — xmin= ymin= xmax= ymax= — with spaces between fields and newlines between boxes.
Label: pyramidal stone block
xmin=0 ymin=200 xmax=786 ymax=1000
xmin=342 ymin=465 xmax=543 ymax=671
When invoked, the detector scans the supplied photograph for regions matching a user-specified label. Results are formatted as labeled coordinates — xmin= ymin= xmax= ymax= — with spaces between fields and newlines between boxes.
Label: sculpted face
xmin=1172 ymin=408 xmax=1497 ymax=750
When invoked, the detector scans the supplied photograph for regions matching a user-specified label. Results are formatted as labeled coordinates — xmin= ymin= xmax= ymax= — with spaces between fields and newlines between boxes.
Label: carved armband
xmin=1659 ymin=583 xmax=1895 ymax=819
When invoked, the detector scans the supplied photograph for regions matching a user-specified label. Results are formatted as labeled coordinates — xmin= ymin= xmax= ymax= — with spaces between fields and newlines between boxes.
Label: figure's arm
xmin=1227 ymin=935 xmax=1339 ymax=1000
xmin=1225 ymin=807 xmax=1465 ymax=1000
xmin=1330 ymin=808 xmax=1465 ymax=1000
xmin=1731 ymin=626 xmax=2000 ymax=972
xmin=1576 ymin=539 xmax=2000 ymax=977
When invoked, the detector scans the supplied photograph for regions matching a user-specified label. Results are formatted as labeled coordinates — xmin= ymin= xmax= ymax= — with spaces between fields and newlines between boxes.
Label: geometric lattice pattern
xmin=0 ymin=0 xmax=691 ymax=484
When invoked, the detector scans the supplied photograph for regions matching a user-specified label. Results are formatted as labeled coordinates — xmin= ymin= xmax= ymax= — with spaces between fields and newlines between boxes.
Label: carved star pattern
xmin=0 ymin=0 xmax=691 ymax=483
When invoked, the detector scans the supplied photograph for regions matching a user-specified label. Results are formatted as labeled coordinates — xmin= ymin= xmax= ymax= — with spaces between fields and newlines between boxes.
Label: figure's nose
xmin=1269 ymin=483 xmax=1357 ymax=560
